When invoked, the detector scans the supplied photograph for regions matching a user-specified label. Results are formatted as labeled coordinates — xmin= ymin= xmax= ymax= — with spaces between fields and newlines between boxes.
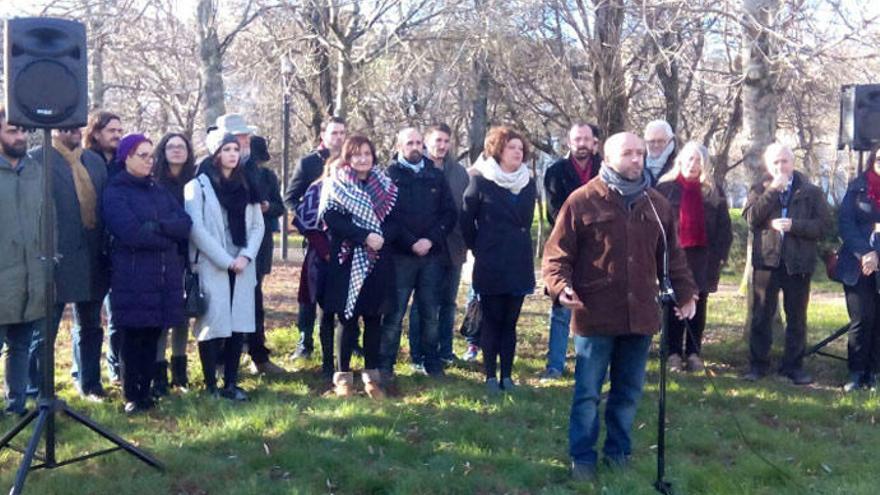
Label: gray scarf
xmin=646 ymin=140 xmax=675 ymax=181
xmin=599 ymin=164 xmax=650 ymax=209
xmin=398 ymin=154 xmax=424 ymax=174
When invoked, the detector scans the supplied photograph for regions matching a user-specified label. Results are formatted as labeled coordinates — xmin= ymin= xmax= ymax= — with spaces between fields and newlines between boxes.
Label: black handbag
xmin=458 ymin=297 xmax=482 ymax=339
xmin=184 ymin=178 xmax=208 ymax=318
xmin=183 ymin=265 xmax=207 ymax=318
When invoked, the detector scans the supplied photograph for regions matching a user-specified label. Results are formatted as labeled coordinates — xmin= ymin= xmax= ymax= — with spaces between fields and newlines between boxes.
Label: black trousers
xmin=666 ymin=292 xmax=708 ymax=356
xmin=248 ymin=274 xmax=272 ymax=365
xmin=844 ymin=275 xmax=880 ymax=374
xmin=336 ymin=314 xmax=381 ymax=372
xmin=748 ymin=267 xmax=811 ymax=373
xmin=120 ymin=326 xmax=162 ymax=404
xmin=480 ymin=294 xmax=524 ymax=380
xmin=198 ymin=333 xmax=244 ymax=391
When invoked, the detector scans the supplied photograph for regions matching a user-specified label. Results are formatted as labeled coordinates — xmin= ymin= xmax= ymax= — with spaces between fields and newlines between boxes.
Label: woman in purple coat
xmin=102 ymin=134 xmax=192 ymax=414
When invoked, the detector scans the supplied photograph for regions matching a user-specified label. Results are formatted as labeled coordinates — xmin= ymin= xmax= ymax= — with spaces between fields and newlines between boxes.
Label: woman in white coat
xmin=184 ymin=133 xmax=264 ymax=400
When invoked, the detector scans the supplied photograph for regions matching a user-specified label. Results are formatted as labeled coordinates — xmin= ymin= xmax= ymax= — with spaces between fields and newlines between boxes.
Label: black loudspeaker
xmin=839 ymin=84 xmax=880 ymax=152
xmin=3 ymin=17 xmax=88 ymax=128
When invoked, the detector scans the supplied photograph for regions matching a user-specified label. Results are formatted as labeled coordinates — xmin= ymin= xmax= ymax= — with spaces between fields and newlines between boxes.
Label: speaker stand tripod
xmin=0 ymin=128 xmax=163 ymax=495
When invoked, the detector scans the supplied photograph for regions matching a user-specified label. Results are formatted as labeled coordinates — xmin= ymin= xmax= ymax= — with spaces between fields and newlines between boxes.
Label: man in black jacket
xmin=540 ymin=123 xmax=601 ymax=381
xmin=380 ymin=127 xmax=457 ymax=379
xmin=742 ymin=143 xmax=831 ymax=385
xmin=285 ymin=117 xmax=346 ymax=360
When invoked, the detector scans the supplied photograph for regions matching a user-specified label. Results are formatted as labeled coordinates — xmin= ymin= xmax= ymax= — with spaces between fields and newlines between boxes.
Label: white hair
xmin=644 ymin=119 xmax=674 ymax=138
xmin=763 ymin=142 xmax=794 ymax=165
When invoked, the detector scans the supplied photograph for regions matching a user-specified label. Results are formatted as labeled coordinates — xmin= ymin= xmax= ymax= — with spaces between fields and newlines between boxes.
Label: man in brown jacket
xmin=742 ymin=143 xmax=831 ymax=385
xmin=543 ymin=132 xmax=697 ymax=481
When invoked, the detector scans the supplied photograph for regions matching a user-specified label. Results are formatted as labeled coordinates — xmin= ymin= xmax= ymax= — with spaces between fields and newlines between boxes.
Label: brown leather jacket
xmin=743 ymin=171 xmax=830 ymax=275
xmin=542 ymin=177 xmax=697 ymax=337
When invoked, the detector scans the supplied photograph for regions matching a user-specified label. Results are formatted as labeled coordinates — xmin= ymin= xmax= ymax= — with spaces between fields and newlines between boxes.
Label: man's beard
xmin=2 ymin=140 xmax=27 ymax=159
xmin=574 ymin=147 xmax=591 ymax=160
xmin=405 ymin=150 xmax=422 ymax=163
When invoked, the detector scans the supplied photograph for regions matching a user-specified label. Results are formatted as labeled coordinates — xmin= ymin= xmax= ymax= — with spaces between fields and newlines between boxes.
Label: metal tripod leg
xmin=63 ymin=404 xmax=164 ymax=469
xmin=11 ymin=407 xmax=50 ymax=495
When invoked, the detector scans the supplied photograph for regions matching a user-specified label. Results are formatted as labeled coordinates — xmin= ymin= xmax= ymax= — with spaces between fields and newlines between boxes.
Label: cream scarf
xmin=472 ymin=154 xmax=531 ymax=194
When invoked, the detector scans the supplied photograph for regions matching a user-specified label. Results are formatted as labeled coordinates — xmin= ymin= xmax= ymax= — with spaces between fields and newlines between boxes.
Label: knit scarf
xmin=867 ymin=169 xmax=880 ymax=209
xmin=213 ymin=174 xmax=251 ymax=248
xmin=473 ymin=154 xmax=531 ymax=194
xmin=646 ymin=140 xmax=675 ymax=182
xmin=599 ymin=164 xmax=650 ymax=209
xmin=676 ymin=174 xmax=708 ymax=248
xmin=398 ymin=154 xmax=425 ymax=174
xmin=319 ymin=165 xmax=398 ymax=318
xmin=52 ymin=137 xmax=98 ymax=229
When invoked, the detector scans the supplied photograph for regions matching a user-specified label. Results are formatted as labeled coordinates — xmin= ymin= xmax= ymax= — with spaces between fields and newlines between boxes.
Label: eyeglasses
xmin=165 ymin=144 xmax=187 ymax=151
xmin=646 ymin=139 xmax=670 ymax=146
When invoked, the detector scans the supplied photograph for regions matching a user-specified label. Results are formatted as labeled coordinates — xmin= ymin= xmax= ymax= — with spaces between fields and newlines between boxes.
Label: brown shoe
xmin=332 ymin=372 xmax=355 ymax=397
xmin=253 ymin=360 xmax=286 ymax=375
xmin=361 ymin=369 xmax=385 ymax=399
xmin=667 ymin=353 xmax=684 ymax=372
xmin=686 ymin=354 xmax=704 ymax=372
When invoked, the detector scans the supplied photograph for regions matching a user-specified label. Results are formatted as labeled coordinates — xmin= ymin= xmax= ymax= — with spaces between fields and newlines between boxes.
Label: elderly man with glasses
xmin=643 ymin=119 xmax=676 ymax=185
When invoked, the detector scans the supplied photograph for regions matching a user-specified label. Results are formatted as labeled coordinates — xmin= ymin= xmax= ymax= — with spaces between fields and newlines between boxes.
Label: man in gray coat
xmin=408 ymin=124 xmax=470 ymax=369
xmin=0 ymin=106 xmax=47 ymax=416
xmin=27 ymin=127 xmax=109 ymax=401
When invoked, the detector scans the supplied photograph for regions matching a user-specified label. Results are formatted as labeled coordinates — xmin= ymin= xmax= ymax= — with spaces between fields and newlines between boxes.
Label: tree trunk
xmin=592 ymin=0 xmax=627 ymax=135
xmin=741 ymin=0 xmax=780 ymax=183
xmin=468 ymin=53 xmax=491 ymax=163
xmin=740 ymin=0 xmax=780 ymax=329
xmin=334 ymin=52 xmax=352 ymax=119
xmin=198 ymin=0 xmax=227 ymax=127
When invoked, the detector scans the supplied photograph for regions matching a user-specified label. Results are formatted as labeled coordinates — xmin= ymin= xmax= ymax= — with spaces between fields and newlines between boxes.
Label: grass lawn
xmin=1 ymin=260 xmax=875 ymax=494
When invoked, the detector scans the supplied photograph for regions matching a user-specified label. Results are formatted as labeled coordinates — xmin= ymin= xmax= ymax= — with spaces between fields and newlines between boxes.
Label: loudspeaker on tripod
xmin=839 ymin=84 xmax=880 ymax=152
xmin=3 ymin=17 xmax=88 ymax=128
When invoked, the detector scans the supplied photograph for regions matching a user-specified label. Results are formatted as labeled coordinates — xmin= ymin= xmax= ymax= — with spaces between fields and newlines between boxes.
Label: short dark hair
xmin=483 ymin=126 xmax=530 ymax=163
xmin=426 ymin=123 xmax=452 ymax=137
xmin=321 ymin=116 xmax=346 ymax=132
xmin=85 ymin=110 xmax=121 ymax=150
xmin=570 ymin=121 xmax=601 ymax=140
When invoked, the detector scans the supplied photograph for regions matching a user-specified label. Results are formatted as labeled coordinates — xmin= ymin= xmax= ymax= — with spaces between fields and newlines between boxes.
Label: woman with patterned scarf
xmin=319 ymin=135 xmax=398 ymax=398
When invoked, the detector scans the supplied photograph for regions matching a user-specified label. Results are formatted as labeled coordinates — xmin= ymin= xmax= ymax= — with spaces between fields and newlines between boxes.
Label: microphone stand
xmin=654 ymin=279 xmax=676 ymax=495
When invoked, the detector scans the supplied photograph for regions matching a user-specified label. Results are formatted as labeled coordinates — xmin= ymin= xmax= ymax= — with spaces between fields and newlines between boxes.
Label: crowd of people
xmin=1 ymin=103 xmax=876 ymax=481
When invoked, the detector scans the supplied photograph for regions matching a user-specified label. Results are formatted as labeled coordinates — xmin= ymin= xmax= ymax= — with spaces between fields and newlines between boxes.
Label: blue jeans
xmin=570 ymin=334 xmax=652 ymax=466
xmin=546 ymin=304 xmax=572 ymax=373
xmin=380 ymin=254 xmax=443 ymax=374
xmin=2 ymin=319 xmax=43 ymax=414
xmin=102 ymin=295 xmax=121 ymax=382
xmin=28 ymin=300 xmax=105 ymax=396
xmin=409 ymin=263 xmax=462 ymax=363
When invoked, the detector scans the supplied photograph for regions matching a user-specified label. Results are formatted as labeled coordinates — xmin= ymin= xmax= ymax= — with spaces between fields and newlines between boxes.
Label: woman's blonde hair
xmin=657 ymin=141 xmax=719 ymax=198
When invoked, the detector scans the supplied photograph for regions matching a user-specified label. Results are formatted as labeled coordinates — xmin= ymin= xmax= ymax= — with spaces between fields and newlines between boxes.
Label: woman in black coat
xmin=102 ymin=134 xmax=192 ymax=414
xmin=319 ymin=135 xmax=398 ymax=399
xmin=461 ymin=127 xmax=536 ymax=393
xmin=655 ymin=142 xmax=732 ymax=373
xmin=836 ymin=146 xmax=880 ymax=392
xmin=151 ymin=132 xmax=197 ymax=394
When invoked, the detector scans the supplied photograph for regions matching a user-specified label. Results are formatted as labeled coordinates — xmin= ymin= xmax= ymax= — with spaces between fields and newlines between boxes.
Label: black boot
xmin=198 ymin=341 xmax=219 ymax=396
xmin=171 ymin=355 xmax=189 ymax=391
xmin=152 ymin=361 xmax=169 ymax=398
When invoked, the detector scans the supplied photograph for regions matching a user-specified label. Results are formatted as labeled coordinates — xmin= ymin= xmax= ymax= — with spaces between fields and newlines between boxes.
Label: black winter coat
xmin=102 ymin=171 xmax=192 ymax=329
xmin=836 ymin=173 xmax=880 ymax=286
xmin=256 ymin=166 xmax=285 ymax=276
xmin=284 ymin=149 xmax=330 ymax=211
xmin=544 ymin=154 xmax=601 ymax=226
xmin=321 ymin=208 xmax=399 ymax=316
xmin=655 ymin=179 xmax=733 ymax=293
xmin=386 ymin=157 xmax=457 ymax=257
xmin=461 ymin=174 xmax=536 ymax=296
xmin=743 ymin=171 xmax=831 ymax=275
